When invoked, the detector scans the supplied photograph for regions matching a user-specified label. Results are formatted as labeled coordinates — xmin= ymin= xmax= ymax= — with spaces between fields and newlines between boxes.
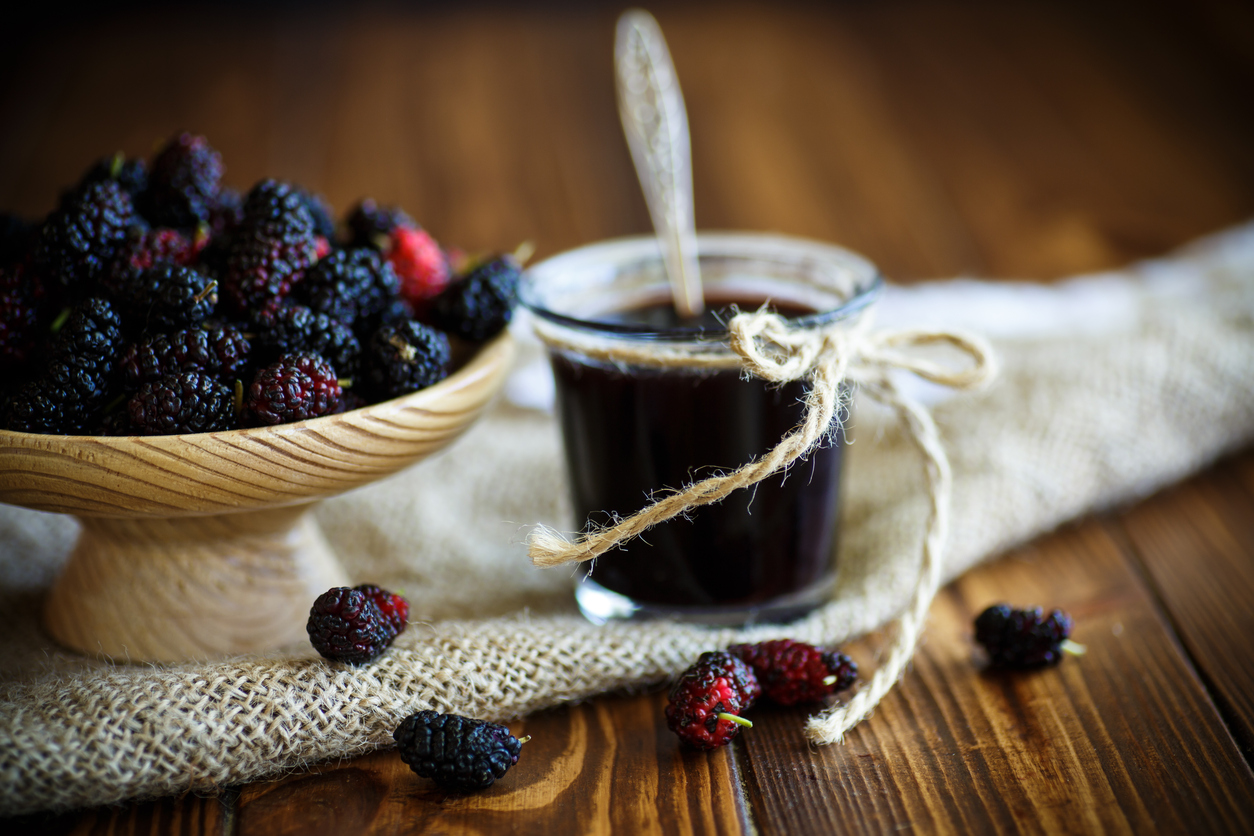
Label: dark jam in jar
xmin=550 ymin=298 xmax=843 ymax=615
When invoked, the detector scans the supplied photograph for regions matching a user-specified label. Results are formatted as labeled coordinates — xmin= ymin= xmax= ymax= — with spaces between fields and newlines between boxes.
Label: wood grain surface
xmin=1116 ymin=454 xmax=1254 ymax=758
xmin=740 ymin=516 xmax=1254 ymax=835
xmin=2 ymin=0 xmax=1253 ymax=833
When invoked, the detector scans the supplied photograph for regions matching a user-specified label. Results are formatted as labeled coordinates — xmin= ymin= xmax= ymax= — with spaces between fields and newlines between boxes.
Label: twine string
xmin=527 ymin=306 xmax=996 ymax=744
xmin=803 ymin=372 xmax=951 ymax=743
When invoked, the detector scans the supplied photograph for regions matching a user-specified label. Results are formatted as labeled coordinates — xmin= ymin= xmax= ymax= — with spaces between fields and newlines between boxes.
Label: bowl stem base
xmin=42 ymin=504 xmax=350 ymax=663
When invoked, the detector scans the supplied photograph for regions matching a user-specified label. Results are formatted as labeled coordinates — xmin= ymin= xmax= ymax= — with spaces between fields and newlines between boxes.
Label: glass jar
xmin=521 ymin=232 xmax=881 ymax=626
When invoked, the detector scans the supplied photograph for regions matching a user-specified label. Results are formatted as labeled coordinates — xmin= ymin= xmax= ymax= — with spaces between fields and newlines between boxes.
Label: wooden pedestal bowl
xmin=0 ymin=333 xmax=514 ymax=663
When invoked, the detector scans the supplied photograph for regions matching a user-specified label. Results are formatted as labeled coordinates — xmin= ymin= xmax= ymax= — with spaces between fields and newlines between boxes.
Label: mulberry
xmin=140 ymin=132 xmax=223 ymax=228
xmin=431 ymin=256 xmax=520 ymax=342
xmin=729 ymin=640 xmax=857 ymax=706
xmin=394 ymin=711 xmax=525 ymax=792
xmin=665 ymin=652 xmax=757 ymax=750
xmin=306 ymin=586 xmax=393 ymax=664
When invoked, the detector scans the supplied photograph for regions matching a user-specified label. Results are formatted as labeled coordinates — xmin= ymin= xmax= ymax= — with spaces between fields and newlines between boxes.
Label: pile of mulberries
xmin=0 ymin=132 xmax=521 ymax=436
xmin=665 ymin=641 xmax=859 ymax=750
xmin=729 ymin=639 xmax=858 ymax=706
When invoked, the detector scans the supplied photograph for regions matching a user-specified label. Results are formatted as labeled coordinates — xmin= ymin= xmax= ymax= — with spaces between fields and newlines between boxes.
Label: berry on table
xmin=394 ymin=710 xmax=527 ymax=792
xmin=974 ymin=604 xmax=1082 ymax=668
xmin=698 ymin=649 xmax=762 ymax=707
xmin=306 ymin=586 xmax=396 ymax=664
xmin=665 ymin=651 xmax=758 ymax=750
xmin=729 ymin=639 xmax=857 ymax=706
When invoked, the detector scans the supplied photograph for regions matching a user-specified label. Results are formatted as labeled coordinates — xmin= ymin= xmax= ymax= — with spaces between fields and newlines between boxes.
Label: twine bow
xmin=528 ymin=307 xmax=996 ymax=744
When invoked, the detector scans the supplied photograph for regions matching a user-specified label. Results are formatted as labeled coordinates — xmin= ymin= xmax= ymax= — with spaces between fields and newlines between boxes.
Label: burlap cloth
xmin=1 ymin=224 xmax=1252 ymax=816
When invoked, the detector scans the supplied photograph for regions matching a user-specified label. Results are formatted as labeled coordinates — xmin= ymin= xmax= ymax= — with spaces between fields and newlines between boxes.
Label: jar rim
xmin=521 ymin=232 xmax=883 ymax=341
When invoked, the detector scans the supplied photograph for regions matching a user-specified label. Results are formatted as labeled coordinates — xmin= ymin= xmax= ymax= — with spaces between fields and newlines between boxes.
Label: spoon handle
xmin=615 ymin=9 xmax=704 ymax=318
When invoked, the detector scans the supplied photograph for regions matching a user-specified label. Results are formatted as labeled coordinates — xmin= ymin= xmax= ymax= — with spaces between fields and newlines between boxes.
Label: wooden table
xmin=4 ymin=0 xmax=1254 ymax=832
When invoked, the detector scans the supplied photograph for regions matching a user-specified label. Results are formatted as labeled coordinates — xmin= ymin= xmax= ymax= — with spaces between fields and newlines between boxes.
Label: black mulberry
xmin=295 ymin=247 xmax=400 ymax=327
xmin=75 ymin=153 xmax=148 ymax=201
xmin=119 ymin=326 xmax=251 ymax=389
xmin=139 ymin=133 xmax=223 ymax=228
xmin=0 ymin=265 xmax=43 ymax=376
xmin=363 ymin=320 xmax=450 ymax=400
xmin=431 ymin=256 xmax=520 ymax=342
xmin=306 ymin=586 xmax=394 ymax=664
xmin=127 ymin=370 xmax=235 ymax=435
xmin=394 ymin=711 xmax=525 ymax=792
xmin=729 ymin=640 xmax=857 ymax=705
xmin=4 ymin=362 xmax=112 ymax=434
xmin=242 ymin=179 xmax=315 ymax=236
xmin=975 ymin=604 xmax=1076 ymax=668
xmin=253 ymin=304 xmax=360 ymax=378
xmin=36 ymin=179 xmax=135 ymax=292
xmin=220 ymin=222 xmax=317 ymax=316
xmin=298 ymin=189 xmax=336 ymax=240
xmin=50 ymin=296 xmax=125 ymax=380
xmin=111 ymin=263 xmax=218 ymax=333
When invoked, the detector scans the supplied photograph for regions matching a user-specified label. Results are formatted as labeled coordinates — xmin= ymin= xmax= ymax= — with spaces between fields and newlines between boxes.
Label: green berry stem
xmin=50 ymin=307 xmax=72 ymax=333
xmin=716 ymin=713 xmax=753 ymax=728
xmin=517 ymin=735 xmax=532 ymax=745
xmin=1062 ymin=639 xmax=1087 ymax=656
